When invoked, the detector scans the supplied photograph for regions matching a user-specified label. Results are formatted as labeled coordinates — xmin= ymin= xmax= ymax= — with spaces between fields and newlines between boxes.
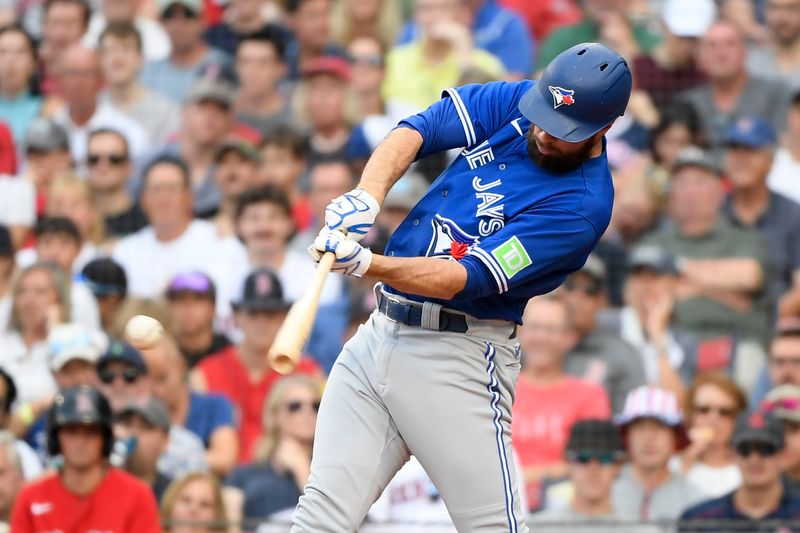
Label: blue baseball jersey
xmin=384 ymin=80 xmax=614 ymax=324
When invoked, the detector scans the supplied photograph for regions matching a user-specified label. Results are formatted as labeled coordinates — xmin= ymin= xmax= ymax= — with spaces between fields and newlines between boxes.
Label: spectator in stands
xmin=52 ymin=45 xmax=150 ymax=170
xmin=12 ymin=387 xmax=161 ymax=532
xmin=561 ymin=254 xmax=646 ymax=414
xmin=383 ymin=0 xmax=504 ymax=110
xmin=139 ymin=332 xmax=238 ymax=475
xmin=0 ymin=262 xmax=66 ymax=403
xmin=761 ymin=384 xmax=800 ymax=489
xmin=748 ymin=0 xmax=800 ymax=86
xmin=86 ymin=128 xmax=147 ymax=240
xmin=223 ymin=375 xmax=320 ymax=524
xmin=531 ymin=419 xmax=627 ymax=523
xmin=39 ymin=0 xmax=90 ymax=95
xmin=513 ymin=296 xmax=611 ymax=506
xmin=768 ymin=90 xmax=800 ymax=206
xmin=722 ymin=117 xmax=800 ymax=318
xmin=140 ymin=0 xmax=231 ymax=104
xmin=165 ymin=272 xmax=232 ymax=367
xmin=679 ymin=373 xmax=747 ymax=498
xmin=0 ymin=367 xmax=43 ymax=479
xmin=115 ymin=397 xmax=174 ymax=500
xmin=0 ymin=431 xmax=23 ymax=528
xmin=233 ymin=29 xmax=292 ymax=136
xmin=83 ymin=0 xmax=170 ymax=62
xmin=0 ymin=227 xmax=13 ymax=328
xmin=81 ymin=257 xmax=128 ymax=333
xmin=642 ymin=146 xmax=769 ymax=389
xmin=234 ymin=186 xmax=346 ymax=371
xmin=632 ymin=0 xmax=713 ymax=108
xmin=763 ymin=320 xmax=800 ymax=397
xmin=190 ymin=269 xmax=321 ymax=463
xmin=96 ymin=338 xmax=150 ymax=412
xmin=537 ymin=0 xmax=660 ymax=67
xmin=375 ymin=171 xmax=429 ymax=233
xmin=212 ymin=141 xmax=260 ymax=237
xmin=679 ymin=412 xmax=800 ymax=531
xmin=497 ymin=0 xmax=580 ymax=43
xmin=256 ymin=126 xmax=311 ymax=231
xmin=329 ymin=0 xmax=401 ymax=48
xmin=0 ymin=179 xmax=35 ymax=259
xmin=613 ymin=386 xmax=705 ymax=521
xmin=291 ymin=159 xmax=354 ymax=251
xmin=16 ymin=118 xmax=71 ymax=224
xmin=0 ymin=25 xmax=42 ymax=145
xmin=678 ymin=20 xmax=790 ymax=151
xmin=98 ymin=23 xmax=180 ymax=145
xmin=44 ymin=174 xmax=104 ymax=272
xmin=601 ymin=245 xmax=693 ymax=393
xmin=204 ymin=0 xmax=282 ymax=56
xmin=283 ymin=0 xmax=345 ymax=81
xmin=161 ymin=472 xmax=227 ymax=533
xmin=113 ymin=155 xmax=247 ymax=319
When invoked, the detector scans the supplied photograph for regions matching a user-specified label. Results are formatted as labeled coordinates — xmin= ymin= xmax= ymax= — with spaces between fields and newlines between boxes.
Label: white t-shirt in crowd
xmin=277 ymin=249 xmax=341 ymax=305
xmin=17 ymin=242 xmax=99 ymax=275
xmin=0 ymin=177 xmax=35 ymax=229
xmin=0 ymin=332 xmax=56 ymax=404
xmin=113 ymin=220 xmax=248 ymax=321
xmin=83 ymin=15 xmax=171 ymax=61
xmin=767 ymin=148 xmax=800 ymax=205
xmin=685 ymin=461 xmax=741 ymax=499
xmin=16 ymin=440 xmax=43 ymax=481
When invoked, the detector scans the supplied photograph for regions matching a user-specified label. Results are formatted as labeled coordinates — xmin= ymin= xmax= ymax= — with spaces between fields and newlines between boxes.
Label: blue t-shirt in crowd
xmin=225 ymin=461 xmax=301 ymax=520
xmin=185 ymin=391 xmax=235 ymax=447
xmin=679 ymin=485 xmax=800 ymax=531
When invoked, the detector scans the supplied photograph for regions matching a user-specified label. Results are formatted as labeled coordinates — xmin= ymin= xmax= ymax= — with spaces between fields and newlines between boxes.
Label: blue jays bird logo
xmin=426 ymin=215 xmax=479 ymax=260
xmin=549 ymin=86 xmax=575 ymax=109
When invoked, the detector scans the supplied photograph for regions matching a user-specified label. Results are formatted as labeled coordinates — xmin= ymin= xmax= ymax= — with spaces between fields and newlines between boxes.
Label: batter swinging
xmin=293 ymin=43 xmax=633 ymax=532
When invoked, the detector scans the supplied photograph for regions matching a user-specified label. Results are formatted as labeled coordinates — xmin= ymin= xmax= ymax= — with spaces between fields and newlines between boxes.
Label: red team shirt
xmin=12 ymin=468 xmax=161 ymax=533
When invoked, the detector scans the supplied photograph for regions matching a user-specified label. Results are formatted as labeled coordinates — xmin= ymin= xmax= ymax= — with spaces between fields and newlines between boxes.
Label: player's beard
xmin=526 ymin=129 xmax=596 ymax=173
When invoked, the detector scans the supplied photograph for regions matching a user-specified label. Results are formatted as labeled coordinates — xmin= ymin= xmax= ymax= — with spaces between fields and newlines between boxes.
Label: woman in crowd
xmin=223 ymin=375 xmax=320 ymax=529
xmin=46 ymin=173 xmax=105 ymax=271
xmin=161 ymin=472 xmax=227 ymax=533
xmin=330 ymin=0 xmax=402 ymax=48
xmin=0 ymin=24 xmax=41 ymax=145
xmin=678 ymin=372 xmax=747 ymax=497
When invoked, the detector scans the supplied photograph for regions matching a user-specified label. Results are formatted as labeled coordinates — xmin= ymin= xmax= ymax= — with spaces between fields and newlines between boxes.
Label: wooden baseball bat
xmin=268 ymin=252 xmax=336 ymax=374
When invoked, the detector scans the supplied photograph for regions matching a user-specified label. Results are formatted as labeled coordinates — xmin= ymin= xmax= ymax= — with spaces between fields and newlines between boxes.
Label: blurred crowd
xmin=1 ymin=0 xmax=800 ymax=530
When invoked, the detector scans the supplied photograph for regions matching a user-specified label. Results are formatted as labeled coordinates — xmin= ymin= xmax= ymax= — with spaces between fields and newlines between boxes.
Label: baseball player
xmin=294 ymin=43 xmax=632 ymax=532
xmin=11 ymin=386 xmax=161 ymax=533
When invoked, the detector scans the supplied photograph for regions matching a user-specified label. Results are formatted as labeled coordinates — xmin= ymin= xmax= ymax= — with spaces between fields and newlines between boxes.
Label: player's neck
xmin=61 ymin=461 xmax=108 ymax=496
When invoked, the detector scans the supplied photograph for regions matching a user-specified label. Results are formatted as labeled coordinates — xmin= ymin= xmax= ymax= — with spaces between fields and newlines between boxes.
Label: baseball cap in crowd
xmin=565 ymin=419 xmax=626 ymax=464
xmin=81 ymin=258 xmax=128 ymax=298
xmin=24 ymin=118 xmax=69 ymax=153
xmin=731 ymin=411 xmax=785 ymax=451
xmin=232 ymin=268 xmax=290 ymax=312
xmin=724 ymin=117 xmax=777 ymax=149
xmin=662 ymin=0 xmax=717 ymax=38
xmin=628 ymin=245 xmax=679 ymax=276
xmin=301 ymin=56 xmax=351 ymax=82
xmin=615 ymin=386 xmax=689 ymax=449
xmin=47 ymin=323 xmax=106 ymax=372
xmin=672 ymin=145 xmax=723 ymax=177
xmin=166 ymin=271 xmax=216 ymax=302
xmin=383 ymin=172 xmax=429 ymax=212
xmin=761 ymin=385 xmax=800 ymax=424
xmin=184 ymin=78 xmax=234 ymax=108
xmin=576 ymin=253 xmax=608 ymax=285
xmin=158 ymin=0 xmax=201 ymax=15
xmin=0 ymin=225 xmax=12 ymax=258
xmin=118 ymin=396 xmax=171 ymax=432
xmin=214 ymin=140 xmax=260 ymax=164
xmin=98 ymin=339 xmax=148 ymax=374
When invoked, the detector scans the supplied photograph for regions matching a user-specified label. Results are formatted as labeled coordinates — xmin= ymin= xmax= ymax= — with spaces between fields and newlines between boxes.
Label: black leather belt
xmin=377 ymin=291 xmax=469 ymax=333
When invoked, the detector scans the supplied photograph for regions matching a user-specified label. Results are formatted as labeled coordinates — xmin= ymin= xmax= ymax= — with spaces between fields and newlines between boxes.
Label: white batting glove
xmin=309 ymin=229 xmax=373 ymax=277
xmin=324 ymin=188 xmax=380 ymax=242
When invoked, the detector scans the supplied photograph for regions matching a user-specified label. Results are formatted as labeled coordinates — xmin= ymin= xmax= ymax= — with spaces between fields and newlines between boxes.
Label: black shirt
xmin=105 ymin=204 xmax=148 ymax=238
xmin=181 ymin=333 xmax=232 ymax=368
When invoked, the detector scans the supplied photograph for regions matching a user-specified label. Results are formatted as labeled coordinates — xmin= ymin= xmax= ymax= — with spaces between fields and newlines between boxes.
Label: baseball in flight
xmin=124 ymin=314 xmax=164 ymax=350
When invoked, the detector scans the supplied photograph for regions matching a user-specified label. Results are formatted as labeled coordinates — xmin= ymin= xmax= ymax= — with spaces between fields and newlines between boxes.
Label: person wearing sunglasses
xmin=679 ymin=373 xmax=747 ymax=499
xmin=96 ymin=338 xmax=149 ymax=412
xmin=679 ymin=411 xmax=800 ymax=531
xmin=531 ymin=419 xmax=627 ymax=524
xmin=562 ymin=254 xmax=646 ymax=415
xmin=613 ymin=386 xmax=705 ymax=522
xmin=762 ymin=384 xmax=800 ymax=491
xmin=223 ymin=375 xmax=321 ymax=529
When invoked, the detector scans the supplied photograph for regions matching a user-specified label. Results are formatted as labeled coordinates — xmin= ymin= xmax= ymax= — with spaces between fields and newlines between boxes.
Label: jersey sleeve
xmin=454 ymin=207 xmax=598 ymax=300
xmin=397 ymin=80 xmax=533 ymax=159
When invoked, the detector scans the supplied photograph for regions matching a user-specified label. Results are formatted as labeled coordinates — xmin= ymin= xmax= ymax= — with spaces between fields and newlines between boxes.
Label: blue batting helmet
xmin=519 ymin=43 xmax=632 ymax=142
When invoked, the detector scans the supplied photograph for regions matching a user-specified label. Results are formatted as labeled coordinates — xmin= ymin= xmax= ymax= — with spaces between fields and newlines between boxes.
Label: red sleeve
xmin=0 ymin=122 xmax=16 ymax=174
xmin=10 ymin=486 xmax=33 ymax=533
xmin=128 ymin=484 xmax=163 ymax=533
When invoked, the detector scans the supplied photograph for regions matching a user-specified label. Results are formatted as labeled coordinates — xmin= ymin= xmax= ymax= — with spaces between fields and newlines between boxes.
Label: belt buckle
xmin=380 ymin=292 xmax=402 ymax=323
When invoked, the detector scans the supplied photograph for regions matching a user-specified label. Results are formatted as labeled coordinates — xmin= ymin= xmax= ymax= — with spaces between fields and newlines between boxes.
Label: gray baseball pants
xmin=291 ymin=295 xmax=529 ymax=532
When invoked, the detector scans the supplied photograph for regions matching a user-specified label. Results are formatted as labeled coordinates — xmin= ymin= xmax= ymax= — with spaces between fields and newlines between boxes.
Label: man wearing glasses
xmin=96 ymin=338 xmax=149 ymax=412
xmin=680 ymin=411 xmax=800 ymax=531
xmin=761 ymin=384 xmax=800 ymax=491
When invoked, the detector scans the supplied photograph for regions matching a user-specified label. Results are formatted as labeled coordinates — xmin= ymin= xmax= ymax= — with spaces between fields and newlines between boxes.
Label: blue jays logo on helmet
xmin=426 ymin=215 xmax=479 ymax=258
xmin=549 ymin=86 xmax=575 ymax=109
